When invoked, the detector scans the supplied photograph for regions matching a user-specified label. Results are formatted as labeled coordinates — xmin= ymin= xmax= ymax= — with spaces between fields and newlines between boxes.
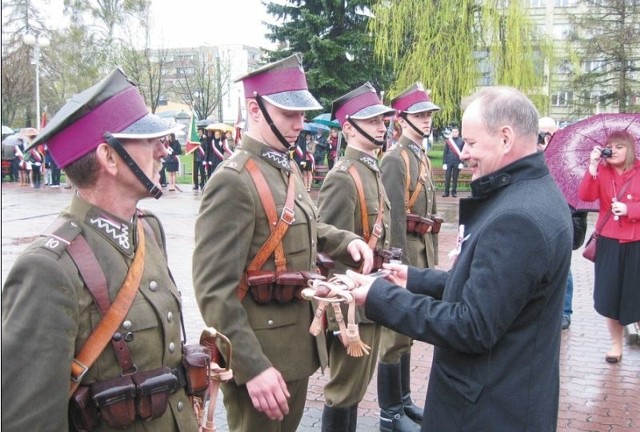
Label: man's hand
xmin=381 ymin=262 xmax=408 ymax=287
xmin=246 ymin=367 xmax=290 ymax=421
xmin=345 ymin=270 xmax=374 ymax=306
xmin=442 ymin=164 xmax=448 ymax=170
xmin=458 ymin=163 xmax=464 ymax=170
xmin=346 ymin=239 xmax=374 ymax=274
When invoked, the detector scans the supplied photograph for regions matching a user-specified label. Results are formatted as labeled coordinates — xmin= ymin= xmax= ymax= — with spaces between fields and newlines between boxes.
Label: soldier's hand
xmin=346 ymin=270 xmax=374 ymax=306
xmin=346 ymin=239 xmax=374 ymax=274
xmin=246 ymin=367 xmax=290 ymax=421
xmin=382 ymin=262 xmax=408 ymax=288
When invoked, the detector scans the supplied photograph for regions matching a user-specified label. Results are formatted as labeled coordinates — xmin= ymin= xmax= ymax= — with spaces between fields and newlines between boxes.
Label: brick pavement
xmin=2 ymin=183 xmax=638 ymax=431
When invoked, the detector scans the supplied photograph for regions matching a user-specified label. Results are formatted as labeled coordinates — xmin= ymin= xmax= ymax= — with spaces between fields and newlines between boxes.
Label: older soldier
xmin=1 ymin=68 xmax=198 ymax=431
xmin=317 ymin=83 xmax=395 ymax=431
xmin=192 ymin=53 xmax=373 ymax=432
xmin=376 ymin=83 xmax=441 ymax=431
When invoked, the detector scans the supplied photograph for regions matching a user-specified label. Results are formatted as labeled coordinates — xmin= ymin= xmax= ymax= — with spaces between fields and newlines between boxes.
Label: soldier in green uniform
xmin=317 ymin=83 xmax=396 ymax=431
xmin=1 ymin=69 xmax=199 ymax=431
xmin=192 ymin=53 xmax=374 ymax=432
xmin=377 ymin=83 xmax=441 ymax=432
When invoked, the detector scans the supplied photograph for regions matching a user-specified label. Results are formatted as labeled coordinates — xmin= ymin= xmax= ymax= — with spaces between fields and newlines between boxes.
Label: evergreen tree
xmin=567 ymin=0 xmax=640 ymax=115
xmin=263 ymin=0 xmax=394 ymax=111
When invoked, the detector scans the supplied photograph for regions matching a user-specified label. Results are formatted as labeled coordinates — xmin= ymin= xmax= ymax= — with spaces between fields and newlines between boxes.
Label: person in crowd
xmin=164 ymin=132 xmax=182 ymax=191
xmin=193 ymin=127 xmax=208 ymax=190
xmin=27 ymin=144 xmax=44 ymax=188
xmin=316 ymin=83 xmax=395 ymax=431
xmin=192 ymin=53 xmax=373 ymax=432
xmin=539 ymin=116 xmax=587 ymax=330
xmin=328 ymin=127 xmax=340 ymax=170
xmin=346 ymin=86 xmax=572 ymax=431
xmin=45 ymin=144 xmax=61 ymax=187
xmin=375 ymin=82 xmax=441 ymax=432
xmin=206 ymin=129 xmax=227 ymax=175
xmin=579 ymin=130 xmax=640 ymax=363
xmin=302 ymin=131 xmax=316 ymax=191
xmin=1 ymin=68 xmax=198 ymax=431
xmin=225 ymin=130 xmax=236 ymax=155
xmin=442 ymin=125 xmax=465 ymax=197
xmin=314 ymin=129 xmax=328 ymax=167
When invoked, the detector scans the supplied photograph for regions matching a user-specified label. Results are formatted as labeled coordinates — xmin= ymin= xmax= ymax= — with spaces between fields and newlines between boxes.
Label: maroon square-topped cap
xmin=391 ymin=82 xmax=440 ymax=114
xmin=28 ymin=68 xmax=181 ymax=168
xmin=235 ymin=53 xmax=322 ymax=111
xmin=331 ymin=83 xmax=395 ymax=126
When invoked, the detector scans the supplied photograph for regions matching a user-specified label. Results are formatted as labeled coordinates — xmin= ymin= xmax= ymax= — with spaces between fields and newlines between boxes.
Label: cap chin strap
xmin=346 ymin=118 xmax=386 ymax=147
xmin=255 ymin=93 xmax=295 ymax=150
xmin=400 ymin=113 xmax=428 ymax=138
xmin=104 ymin=133 xmax=163 ymax=199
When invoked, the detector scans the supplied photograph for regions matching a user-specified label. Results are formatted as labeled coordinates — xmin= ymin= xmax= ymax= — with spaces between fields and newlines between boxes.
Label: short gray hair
xmin=468 ymin=87 xmax=539 ymax=138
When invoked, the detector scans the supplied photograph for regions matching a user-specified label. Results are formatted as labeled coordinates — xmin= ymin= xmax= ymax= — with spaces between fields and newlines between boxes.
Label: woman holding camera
xmin=579 ymin=130 xmax=640 ymax=364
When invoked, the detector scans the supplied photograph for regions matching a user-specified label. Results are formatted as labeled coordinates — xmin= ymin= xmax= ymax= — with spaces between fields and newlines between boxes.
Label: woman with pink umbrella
xmin=579 ymin=130 xmax=640 ymax=364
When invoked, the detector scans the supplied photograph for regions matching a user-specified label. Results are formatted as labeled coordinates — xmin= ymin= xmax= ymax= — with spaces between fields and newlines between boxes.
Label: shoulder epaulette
xmin=335 ymin=158 xmax=353 ymax=173
xmin=40 ymin=215 xmax=83 ymax=257
xmin=223 ymin=150 xmax=251 ymax=173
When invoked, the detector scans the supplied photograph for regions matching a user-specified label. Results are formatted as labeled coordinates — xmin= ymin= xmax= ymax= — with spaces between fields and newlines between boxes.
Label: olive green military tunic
xmin=192 ymin=135 xmax=361 ymax=431
xmin=1 ymin=194 xmax=198 ymax=431
xmin=317 ymin=146 xmax=392 ymax=407
xmin=378 ymin=136 xmax=439 ymax=362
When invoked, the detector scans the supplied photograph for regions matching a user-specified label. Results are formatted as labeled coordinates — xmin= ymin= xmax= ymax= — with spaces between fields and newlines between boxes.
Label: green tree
xmin=264 ymin=0 xmax=394 ymax=111
xmin=370 ymin=0 xmax=550 ymax=126
xmin=567 ymin=0 xmax=640 ymax=115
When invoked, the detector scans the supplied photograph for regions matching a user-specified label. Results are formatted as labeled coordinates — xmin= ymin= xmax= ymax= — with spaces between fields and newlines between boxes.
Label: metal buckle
xmin=371 ymin=224 xmax=383 ymax=238
xmin=280 ymin=207 xmax=295 ymax=225
xmin=71 ymin=359 xmax=89 ymax=383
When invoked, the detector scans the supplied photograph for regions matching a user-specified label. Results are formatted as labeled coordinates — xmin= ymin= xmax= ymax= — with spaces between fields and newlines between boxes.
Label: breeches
xmin=324 ymin=323 xmax=382 ymax=407
xmin=378 ymin=327 xmax=413 ymax=363
xmin=222 ymin=377 xmax=309 ymax=432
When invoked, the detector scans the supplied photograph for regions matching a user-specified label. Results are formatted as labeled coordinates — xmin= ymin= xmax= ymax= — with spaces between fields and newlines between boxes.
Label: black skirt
xmin=593 ymin=235 xmax=640 ymax=325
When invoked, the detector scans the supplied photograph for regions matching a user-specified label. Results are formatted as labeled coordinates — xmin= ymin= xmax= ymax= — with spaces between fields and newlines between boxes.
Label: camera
xmin=600 ymin=148 xmax=613 ymax=158
xmin=538 ymin=132 xmax=551 ymax=146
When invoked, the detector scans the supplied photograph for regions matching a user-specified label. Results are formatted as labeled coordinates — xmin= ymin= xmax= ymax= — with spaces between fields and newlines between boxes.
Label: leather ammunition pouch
xmin=182 ymin=344 xmax=211 ymax=398
xmin=91 ymin=375 xmax=137 ymax=428
xmin=406 ymin=213 xmax=434 ymax=236
xmin=431 ymin=216 xmax=444 ymax=234
xmin=69 ymin=367 xmax=182 ymax=431
xmin=246 ymin=270 xmax=326 ymax=304
xmin=316 ymin=252 xmax=335 ymax=278
xmin=373 ymin=247 xmax=404 ymax=271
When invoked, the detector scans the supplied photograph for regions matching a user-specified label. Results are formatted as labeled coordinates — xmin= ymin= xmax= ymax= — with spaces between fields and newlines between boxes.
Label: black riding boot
xmin=348 ymin=404 xmax=358 ymax=432
xmin=322 ymin=405 xmax=352 ymax=432
xmin=400 ymin=352 xmax=423 ymax=423
xmin=378 ymin=362 xmax=421 ymax=432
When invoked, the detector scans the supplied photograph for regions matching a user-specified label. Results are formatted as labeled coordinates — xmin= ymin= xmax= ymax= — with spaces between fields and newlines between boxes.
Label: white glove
xmin=442 ymin=164 xmax=448 ymax=170
xmin=458 ymin=163 xmax=464 ymax=170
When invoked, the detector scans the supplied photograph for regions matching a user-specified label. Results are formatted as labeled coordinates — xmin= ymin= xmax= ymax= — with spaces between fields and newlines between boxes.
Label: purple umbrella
xmin=544 ymin=113 xmax=640 ymax=211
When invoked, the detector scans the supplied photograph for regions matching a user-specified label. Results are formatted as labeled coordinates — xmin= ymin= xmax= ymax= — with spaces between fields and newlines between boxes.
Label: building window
xmin=583 ymin=60 xmax=605 ymax=73
xmin=529 ymin=0 xmax=546 ymax=7
xmin=555 ymin=59 xmax=572 ymax=75
xmin=554 ymin=0 xmax=576 ymax=6
xmin=553 ymin=24 xmax=571 ymax=39
xmin=552 ymin=91 xmax=572 ymax=106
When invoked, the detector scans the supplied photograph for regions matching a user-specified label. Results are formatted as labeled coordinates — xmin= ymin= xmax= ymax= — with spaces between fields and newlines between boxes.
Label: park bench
xmin=431 ymin=168 xmax=473 ymax=190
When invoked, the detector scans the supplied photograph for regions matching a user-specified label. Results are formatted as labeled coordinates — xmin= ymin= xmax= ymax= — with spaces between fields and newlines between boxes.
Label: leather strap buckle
xmin=280 ymin=207 xmax=295 ymax=225
xmin=71 ymin=359 xmax=90 ymax=383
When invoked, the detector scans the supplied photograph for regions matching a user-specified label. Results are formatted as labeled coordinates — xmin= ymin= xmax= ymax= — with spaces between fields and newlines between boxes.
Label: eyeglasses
xmin=159 ymin=137 xmax=168 ymax=144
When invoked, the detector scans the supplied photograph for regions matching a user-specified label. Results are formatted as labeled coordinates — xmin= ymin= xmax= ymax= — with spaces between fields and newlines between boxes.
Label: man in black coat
xmin=348 ymin=87 xmax=572 ymax=431
xmin=442 ymin=126 xmax=464 ymax=197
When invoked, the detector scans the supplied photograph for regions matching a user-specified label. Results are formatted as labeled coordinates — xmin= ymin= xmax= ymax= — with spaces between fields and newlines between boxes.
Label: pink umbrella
xmin=544 ymin=113 xmax=640 ymax=211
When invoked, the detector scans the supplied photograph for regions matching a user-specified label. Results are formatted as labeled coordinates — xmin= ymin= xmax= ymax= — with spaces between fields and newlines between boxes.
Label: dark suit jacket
xmin=365 ymin=152 xmax=572 ymax=431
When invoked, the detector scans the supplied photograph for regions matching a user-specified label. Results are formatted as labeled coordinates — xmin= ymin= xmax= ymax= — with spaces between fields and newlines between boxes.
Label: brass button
xmin=298 ymin=193 xmax=303 ymax=199
xmin=167 ymin=311 xmax=173 ymax=323
xmin=112 ymin=332 xmax=122 ymax=341
xmin=169 ymin=342 xmax=176 ymax=353
xmin=267 ymin=320 xmax=274 ymax=326
xmin=149 ymin=281 xmax=158 ymax=291
xmin=124 ymin=332 xmax=134 ymax=342
xmin=177 ymin=400 xmax=184 ymax=411
xmin=122 ymin=320 xmax=132 ymax=330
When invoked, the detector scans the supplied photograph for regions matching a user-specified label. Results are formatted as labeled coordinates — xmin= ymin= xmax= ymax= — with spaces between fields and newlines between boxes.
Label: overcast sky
xmin=32 ymin=0 xmax=276 ymax=49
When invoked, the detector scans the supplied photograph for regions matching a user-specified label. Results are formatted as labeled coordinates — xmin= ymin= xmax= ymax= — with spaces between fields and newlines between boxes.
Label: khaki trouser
xmin=379 ymin=327 xmax=413 ymax=363
xmin=222 ymin=377 xmax=309 ymax=432
xmin=324 ymin=323 xmax=382 ymax=407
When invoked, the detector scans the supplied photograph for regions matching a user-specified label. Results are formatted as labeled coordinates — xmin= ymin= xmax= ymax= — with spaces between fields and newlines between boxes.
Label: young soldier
xmin=376 ymin=83 xmax=441 ymax=431
xmin=317 ymin=83 xmax=395 ymax=431
xmin=192 ymin=53 xmax=373 ymax=432
xmin=2 ymin=68 xmax=198 ymax=431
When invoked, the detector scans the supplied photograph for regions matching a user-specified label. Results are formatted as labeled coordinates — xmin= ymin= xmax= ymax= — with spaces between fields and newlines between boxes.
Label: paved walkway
xmin=2 ymin=182 xmax=638 ymax=431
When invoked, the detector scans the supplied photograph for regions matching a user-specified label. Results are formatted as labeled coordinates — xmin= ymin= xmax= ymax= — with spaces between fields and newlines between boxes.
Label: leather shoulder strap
xmin=347 ymin=165 xmax=384 ymax=249
xmin=236 ymin=159 xmax=296 ymax=301
xmin=69 ymin=219 xmax=146 ymax=397
xmin=67 ymin=234 xmax=136 ymax=375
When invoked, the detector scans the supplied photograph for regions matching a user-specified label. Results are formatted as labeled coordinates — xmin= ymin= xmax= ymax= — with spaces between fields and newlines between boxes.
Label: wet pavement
xmin=2 ymin=182 xmax=638 ymax=431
